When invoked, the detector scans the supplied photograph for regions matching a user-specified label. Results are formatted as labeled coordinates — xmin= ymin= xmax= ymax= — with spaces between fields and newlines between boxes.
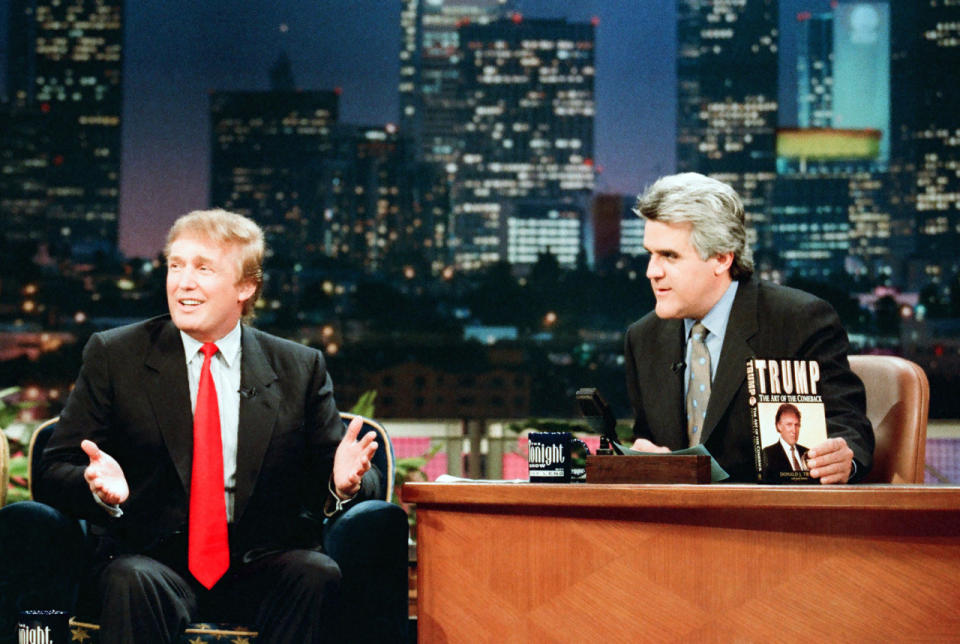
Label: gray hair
xmin=633 ymin=172 xmax=754 ymax=280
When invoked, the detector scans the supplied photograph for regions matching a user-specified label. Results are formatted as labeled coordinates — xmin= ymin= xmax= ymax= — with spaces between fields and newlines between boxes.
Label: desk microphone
xmin=575 ymin=387 xmax=624 ymax=455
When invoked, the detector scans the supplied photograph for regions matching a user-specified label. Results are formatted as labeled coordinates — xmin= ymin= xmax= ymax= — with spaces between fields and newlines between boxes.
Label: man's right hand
xmin=630 ymin=438 xmax=671 ymax=453
xmin=82 ymin=439 xmax=129 ymax=506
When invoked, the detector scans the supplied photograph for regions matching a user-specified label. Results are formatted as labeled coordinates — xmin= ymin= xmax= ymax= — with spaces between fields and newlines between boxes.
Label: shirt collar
xmin=684 ymin=280 xmax=739 ymax=339
xmin=179 ymin=321 xmax=242 ymax=368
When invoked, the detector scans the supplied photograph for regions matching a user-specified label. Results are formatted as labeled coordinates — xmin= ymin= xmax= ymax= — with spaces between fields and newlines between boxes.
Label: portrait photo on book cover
xmin=757 ymin=400 xmax=827 ymax=483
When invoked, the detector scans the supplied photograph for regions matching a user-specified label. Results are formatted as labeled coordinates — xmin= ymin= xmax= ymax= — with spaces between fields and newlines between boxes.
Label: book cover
xmin=746 ymin=358 xmax=828 ymax=484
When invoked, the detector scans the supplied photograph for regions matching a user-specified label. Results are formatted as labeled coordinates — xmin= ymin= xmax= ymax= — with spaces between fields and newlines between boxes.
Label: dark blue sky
xmin=2 ymin=0 xmax=813 ymax=258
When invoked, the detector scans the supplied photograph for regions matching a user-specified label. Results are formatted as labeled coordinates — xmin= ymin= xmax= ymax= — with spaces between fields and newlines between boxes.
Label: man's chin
xmin=654 ymin=302 xmax=681 ymax=320
xmin=169 ymin=312 xmax=197 ymax=332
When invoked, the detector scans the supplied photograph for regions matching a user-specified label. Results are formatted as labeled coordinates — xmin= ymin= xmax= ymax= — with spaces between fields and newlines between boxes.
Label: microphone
xmin=671 ymin=361 xmax=686 ymax=375
xmin=239 ymin=387 xmax=257 ymax=399
xmin=575 ymin=387 xmax=624 ymax=455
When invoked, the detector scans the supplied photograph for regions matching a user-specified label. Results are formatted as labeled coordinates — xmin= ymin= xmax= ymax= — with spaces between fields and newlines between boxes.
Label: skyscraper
xmin=677 ymin=0 xmax=779 ymax=248
xmin=3 ymin=0 xmax=124 ymax=259
xmin=774 ymin=3 xmax=896 ymax=283
xmin=891 ymin=2 xmax=960 ymax=287
xmin=399 ymin=0 xmax=512 ymax=166
xmin=452 ymin=16 xmax=595 ymax=270
xmin=832 ymin=3 xmax=890 ymax=161
xmin=321 ymin=123 xmax=417 ymax=272
xmin=209 ymin=89 xmax=339 ymax=265
xmin=796 ymin=10 xmax=833 ymax=128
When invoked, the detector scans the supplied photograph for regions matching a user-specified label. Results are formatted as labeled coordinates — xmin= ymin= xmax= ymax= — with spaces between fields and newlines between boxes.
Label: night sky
xmin=1 ymin=0 xmax=813 ymax=258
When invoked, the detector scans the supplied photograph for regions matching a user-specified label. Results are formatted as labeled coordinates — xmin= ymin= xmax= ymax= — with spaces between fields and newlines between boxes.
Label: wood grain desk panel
xmin=403 ymin=483 xmax=960 ymax=642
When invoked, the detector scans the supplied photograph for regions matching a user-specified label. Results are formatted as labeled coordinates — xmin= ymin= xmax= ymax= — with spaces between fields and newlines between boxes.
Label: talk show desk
xmin=401 ymin=482 xmax=960 ymax=642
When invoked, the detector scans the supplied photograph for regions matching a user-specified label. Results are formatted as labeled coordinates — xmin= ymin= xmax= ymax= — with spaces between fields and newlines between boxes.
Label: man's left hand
xmin=332 ymin=416 xmax=378 ymax=499
xmin=806 ymin=437 xmax=853 ymax=485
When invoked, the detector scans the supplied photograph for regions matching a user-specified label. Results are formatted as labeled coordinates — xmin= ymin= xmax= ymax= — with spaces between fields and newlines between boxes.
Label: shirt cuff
xmin=323 ymin=477 xmax=358 ymax=518
xmin=91 ymin=490 xmax=123 ymax=518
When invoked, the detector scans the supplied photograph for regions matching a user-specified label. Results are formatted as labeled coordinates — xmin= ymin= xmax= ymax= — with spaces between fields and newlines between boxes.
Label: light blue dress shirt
xmin=682 ymin=281 xmax=739 ymax=399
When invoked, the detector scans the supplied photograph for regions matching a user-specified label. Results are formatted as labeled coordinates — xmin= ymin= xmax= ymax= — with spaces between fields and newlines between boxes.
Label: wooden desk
xmin=402 ymin=483 xmax=960 ymax=642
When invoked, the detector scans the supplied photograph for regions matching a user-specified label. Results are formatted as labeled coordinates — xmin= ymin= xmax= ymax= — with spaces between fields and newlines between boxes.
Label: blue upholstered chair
xmin=0 ymin=430 xmax=9 ymax=507
xmin=4 ymin=413 xmax=408 ymax=644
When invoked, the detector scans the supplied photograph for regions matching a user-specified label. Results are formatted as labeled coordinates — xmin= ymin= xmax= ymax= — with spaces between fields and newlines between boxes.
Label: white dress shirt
xmin=180 ymin=322 xmax=242 ymax=522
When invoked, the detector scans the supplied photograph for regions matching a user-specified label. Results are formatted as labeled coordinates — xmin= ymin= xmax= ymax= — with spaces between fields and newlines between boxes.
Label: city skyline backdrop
xmin=1 ymin=0 xmax=814 ymax=259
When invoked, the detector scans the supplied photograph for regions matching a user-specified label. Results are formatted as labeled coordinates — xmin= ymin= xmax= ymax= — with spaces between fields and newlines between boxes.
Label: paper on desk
xmin=434 ymin=474 xmax=528 ymax=484
xmin=610 ymin=442 xmax=730 ymax=482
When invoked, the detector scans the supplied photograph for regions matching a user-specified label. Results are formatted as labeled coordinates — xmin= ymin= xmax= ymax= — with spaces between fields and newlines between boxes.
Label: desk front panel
xmin=405 ymin=484 xmax=960 ymax=642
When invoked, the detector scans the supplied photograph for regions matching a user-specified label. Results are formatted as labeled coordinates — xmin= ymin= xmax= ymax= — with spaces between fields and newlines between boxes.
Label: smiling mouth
xmin=178 ymin=298 xmax=203 ymax=307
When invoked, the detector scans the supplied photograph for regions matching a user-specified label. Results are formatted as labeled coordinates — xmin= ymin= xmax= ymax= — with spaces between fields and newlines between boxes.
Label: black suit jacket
xmin=624 ymin=277 xmax=874 ymax=483
xmin=37 ymin=316 xmax=379 ymax=560
xmin=761 ymin=442 xmax=809 ymax=482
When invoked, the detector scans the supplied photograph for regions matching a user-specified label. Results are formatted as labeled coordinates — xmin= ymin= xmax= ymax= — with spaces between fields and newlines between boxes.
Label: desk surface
xmin=403 ymin=481 xmax=960 ymax=511
xmin=405 ymin=483 xmax=960 ymax=642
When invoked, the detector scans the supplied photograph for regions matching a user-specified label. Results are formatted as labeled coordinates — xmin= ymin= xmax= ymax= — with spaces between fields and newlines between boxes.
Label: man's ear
xmin=713 ymin=251 xmax=735 ymax=275
xmin=237 ymin=280 xmax=257 ymax=305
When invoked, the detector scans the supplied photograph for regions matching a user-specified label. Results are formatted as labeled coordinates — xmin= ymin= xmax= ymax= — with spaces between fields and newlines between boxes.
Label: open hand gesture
xmin=82 ymin=439 xmax=130 ymax=505
xmin=332 ymin=416 xmax=378 ymax=499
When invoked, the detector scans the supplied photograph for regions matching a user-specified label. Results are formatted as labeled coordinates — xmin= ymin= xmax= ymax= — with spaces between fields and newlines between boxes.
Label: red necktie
xmin=188 ymin=342 xmax=230 ymax=589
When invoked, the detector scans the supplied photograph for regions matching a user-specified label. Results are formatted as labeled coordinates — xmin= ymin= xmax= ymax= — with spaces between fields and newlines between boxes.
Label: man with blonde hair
xmin=624 ymin=173 xmax=874 ymax=483
xmin=26 ymin=209 xmax=407 ymax=642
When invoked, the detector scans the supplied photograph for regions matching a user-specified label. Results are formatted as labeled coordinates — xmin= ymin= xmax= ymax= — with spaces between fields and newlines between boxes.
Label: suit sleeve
xmin=305 ymin=351 xmax=381 ymax=518
xmin=36 ymin=332 xmax=118 ymax=521
xmin=795 ymin=298 xmax=875 ymax=481
xmin=624 ymin=325 xmax=653 ymax=442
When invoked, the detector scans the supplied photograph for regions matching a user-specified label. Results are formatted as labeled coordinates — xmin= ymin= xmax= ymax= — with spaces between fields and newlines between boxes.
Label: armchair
xmin=1 ymin=430 xmax=8 ymax=507
xmin=4 ymin=413 xmax=408 ymax=644
xmin=849 ymin=355 xmax=930 ymax=484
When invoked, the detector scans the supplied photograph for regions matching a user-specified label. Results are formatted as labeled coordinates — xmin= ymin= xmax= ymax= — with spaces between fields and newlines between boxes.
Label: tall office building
xmin=504 ymin=203 xmax=582 ymax=269
xmin=770 ymin=172 xmax=851 ymax=279
xmin=591 ymin=193 xmax=624 ymax=270
xmin=832 ymin=3 xmax=891 ymax=161
xmin=775 ymin=3 xmax=896 ymax=282
xmin=677 ymin=0 xmax=779 ymax=249
xmin=890 ymin=2 xmax=960 ymax=287
xmin=399 ymin=0 xmax=511 ymax=165
xmin=210 ymin=90 xmax=339 ymax=265
xmin=796 ymin=10 xmax=833 ymax=128
xmin=399 ymin=0 xmax=513 ymax=272
xmin=3 ymin=0 xmax=123 ymax=258
xmin=452 ymin=16 xmax=595 ymax=270
xmin=211 ymin=89 xmax=430 ymax=275
xmin=320 ymin=123 xmax=418 ymax=272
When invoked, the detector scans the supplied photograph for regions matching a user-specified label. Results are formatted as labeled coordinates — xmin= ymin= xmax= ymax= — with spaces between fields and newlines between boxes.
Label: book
xmin=746 ymin=358 xmax=828 ymax=484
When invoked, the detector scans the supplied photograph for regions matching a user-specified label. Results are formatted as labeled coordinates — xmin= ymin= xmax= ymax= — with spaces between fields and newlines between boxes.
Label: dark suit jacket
xmin=624 ymin=277 xmax=874 ymax=483
xmin=36 ymin=315 xmax=379 ymax=561
xmin=761 ymin=442 xmax=809 ymax=482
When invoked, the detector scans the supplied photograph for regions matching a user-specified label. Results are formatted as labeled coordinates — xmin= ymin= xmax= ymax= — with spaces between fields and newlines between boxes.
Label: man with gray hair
xmin=624 ymin=173 xmax=873 ymax=483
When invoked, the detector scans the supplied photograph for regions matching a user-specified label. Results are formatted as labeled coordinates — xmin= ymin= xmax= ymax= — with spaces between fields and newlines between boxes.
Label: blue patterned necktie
xmin=686 ymin=322 xmax=711 ymax=447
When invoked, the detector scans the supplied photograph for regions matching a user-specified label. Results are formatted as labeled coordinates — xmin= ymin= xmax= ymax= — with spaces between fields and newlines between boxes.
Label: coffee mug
xmin=16 ymin=610 xmax=70 ymax=644
xmin=528 ymin=431 xmax=572 ymax=482
xmin=528 ymin=432 xmax=591 ymax=483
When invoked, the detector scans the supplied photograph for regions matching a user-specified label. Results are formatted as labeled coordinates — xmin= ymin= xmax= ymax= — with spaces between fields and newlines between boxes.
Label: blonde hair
xmin=164 ymin=209 xmax=264 ymax=317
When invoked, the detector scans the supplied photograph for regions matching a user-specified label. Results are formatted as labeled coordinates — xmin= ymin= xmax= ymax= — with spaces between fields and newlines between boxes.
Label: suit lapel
xmin=701 ymin=279 xmax=759 ymax=445
xmin=234 ymin=326 xmax=280 ymax=523
xmin=659 ymin=320 xmax=687 ymax=447
xmin=144 ymin=319 xmax=194 ymax=494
